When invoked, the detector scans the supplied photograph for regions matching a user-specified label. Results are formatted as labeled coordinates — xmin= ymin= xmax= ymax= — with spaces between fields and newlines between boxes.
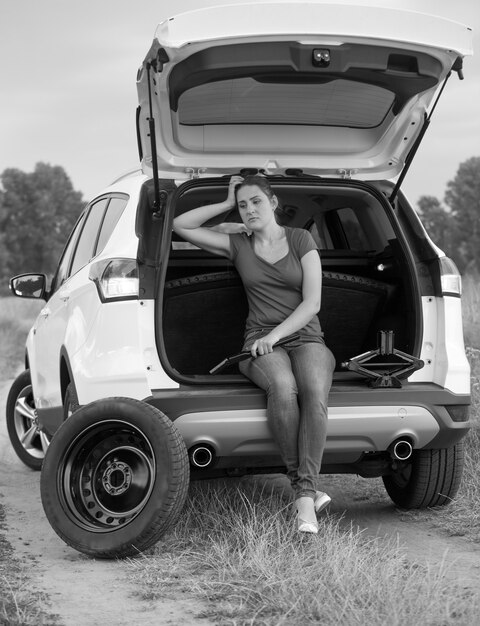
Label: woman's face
xmin=236 ymin=185 xmax=277 ymax=231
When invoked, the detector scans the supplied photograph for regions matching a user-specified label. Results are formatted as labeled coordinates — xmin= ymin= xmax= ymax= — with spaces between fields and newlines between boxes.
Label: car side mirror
xmin=9 ymin=274 xmax=48 ymax=300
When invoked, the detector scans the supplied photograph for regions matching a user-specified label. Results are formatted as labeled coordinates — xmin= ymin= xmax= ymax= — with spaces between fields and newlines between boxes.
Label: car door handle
xmin=39 ymin=307 xmax=51 ymax=318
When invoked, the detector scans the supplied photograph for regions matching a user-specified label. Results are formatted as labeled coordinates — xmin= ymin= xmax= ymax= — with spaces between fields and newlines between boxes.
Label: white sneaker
xmin=314 ymin=491 xmax=332 ymax=514
xmin=295 ymin=496 xmax=319 ymax=534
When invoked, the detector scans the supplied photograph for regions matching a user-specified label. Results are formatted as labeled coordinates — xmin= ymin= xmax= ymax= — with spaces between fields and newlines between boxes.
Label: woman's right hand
xmin=226 ymin=175 xmax=244 ymax=206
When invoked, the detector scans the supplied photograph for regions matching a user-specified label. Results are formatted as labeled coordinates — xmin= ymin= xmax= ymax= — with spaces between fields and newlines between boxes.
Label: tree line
xmin=0 ymin=163 xmax=84 ymax=294
xmin=417 ymin=156 xmax=480 ymax=275
xmin=1 ymin=158 xmax=479 ymax=295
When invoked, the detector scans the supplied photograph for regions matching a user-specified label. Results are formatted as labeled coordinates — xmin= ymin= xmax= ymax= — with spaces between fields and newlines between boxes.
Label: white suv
xmin=7 ymin=3 xmax=472 ymax=558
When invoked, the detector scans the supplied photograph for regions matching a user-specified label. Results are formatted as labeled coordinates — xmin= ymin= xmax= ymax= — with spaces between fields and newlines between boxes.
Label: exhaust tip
xmin=389 ymin=439 xmax=413 ymax=461
xmin=189 ymin=445 xmax=215 ymax=469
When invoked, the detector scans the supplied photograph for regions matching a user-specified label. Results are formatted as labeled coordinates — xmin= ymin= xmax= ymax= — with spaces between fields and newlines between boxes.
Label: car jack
xmin=342 ymin=330 xmax=424 ymax=388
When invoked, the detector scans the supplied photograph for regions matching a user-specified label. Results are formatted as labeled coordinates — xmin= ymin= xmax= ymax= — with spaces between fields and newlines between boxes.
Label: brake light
xmin=439 ymin=256 xmax=462 ymax=297
xmin=89 ymin=259 xmax=139 ymax=302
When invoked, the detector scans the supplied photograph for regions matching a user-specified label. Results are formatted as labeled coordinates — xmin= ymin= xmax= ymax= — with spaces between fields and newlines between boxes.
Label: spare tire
xmin=40 ymin=397 xmax=189 ymax=558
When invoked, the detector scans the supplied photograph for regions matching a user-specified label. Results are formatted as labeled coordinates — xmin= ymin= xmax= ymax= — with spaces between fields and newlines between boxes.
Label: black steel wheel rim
xmin=59 ymin=421 xmax=156 ymax=532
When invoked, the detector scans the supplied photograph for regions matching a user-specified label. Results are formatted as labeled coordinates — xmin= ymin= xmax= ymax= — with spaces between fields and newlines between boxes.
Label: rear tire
xmin=63 ymin=383 xmax=79 ymax=420
xmin=6 ymin=370 xmax=50 ymax=470
xmin=40 ymin=397 xmax=190 ymax=558
xmin=382 ymin=443 xmax=464 ymax=509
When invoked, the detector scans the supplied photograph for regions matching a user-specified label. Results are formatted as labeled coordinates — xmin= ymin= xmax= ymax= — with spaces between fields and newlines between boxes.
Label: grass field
xmin=0 ymin=297 xmax=43 ymax=381
xmin=0 ymin=297 xmax=51 ymax=625
xmin=462 ymin=274 xmax=480 ymax=350
xmin=1 ymin=276 xmax=480 ymax=624
xmin=129 ymin=481 xmax=479 ymax=625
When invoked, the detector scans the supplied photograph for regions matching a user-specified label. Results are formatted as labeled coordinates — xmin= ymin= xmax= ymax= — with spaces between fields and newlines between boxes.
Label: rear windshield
xmin=178 ymin=77 xmax=394 ymax=128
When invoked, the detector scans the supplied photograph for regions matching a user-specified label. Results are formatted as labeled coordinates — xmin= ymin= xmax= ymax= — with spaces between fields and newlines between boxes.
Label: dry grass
xmin=462 ymin=273 xmax=480 ymax=349
xmin=0 ymin=298 xmax=55 ymax=624
xmin=446 ymin=346 xmax=480 ymax=533
xmin=0 ymin=297 xmax=43 ymax=380
xmin=0 ymin=506 xmax=57 ymax=626
xmin=129 ymin=481 xmax=479 ymax=625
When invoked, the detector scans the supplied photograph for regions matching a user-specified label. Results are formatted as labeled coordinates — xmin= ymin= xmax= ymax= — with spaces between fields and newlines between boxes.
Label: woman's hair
xmin=234 ymin=175 xmax=276 ymax=203
xmin=233 ymin=174 xmax=287 ymax=224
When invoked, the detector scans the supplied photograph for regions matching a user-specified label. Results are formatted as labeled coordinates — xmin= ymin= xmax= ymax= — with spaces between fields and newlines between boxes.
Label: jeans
xmin=239 ymin=340 xmax=335 ymax=499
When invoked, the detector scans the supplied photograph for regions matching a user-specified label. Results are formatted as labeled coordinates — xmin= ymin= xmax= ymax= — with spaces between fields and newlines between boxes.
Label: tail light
xmin=89 ymin=259 xmax=138 ymax=302
xmin=439 ymin=256 xmax=462 ymax=297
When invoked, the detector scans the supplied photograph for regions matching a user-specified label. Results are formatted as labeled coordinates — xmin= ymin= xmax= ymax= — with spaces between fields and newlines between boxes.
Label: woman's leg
xmin=239 ymin=348 xmax=301 ymax=485
xmin=288 ymin=342 xmax=335 ymax=499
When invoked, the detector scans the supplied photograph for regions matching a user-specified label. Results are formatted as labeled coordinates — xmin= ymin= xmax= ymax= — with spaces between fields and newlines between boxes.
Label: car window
xmin=51 ymin=213 xmax=86 ymax=292
xmin=94 ymin=196 xmax=128 ymax=255
xmin=336 ymin=208 xmax=371 ymax=250
xmin=309 ymin=218 xmax=333 ymax=250
xmin=69 ymin=198 xmax=109 ymax=277
xmin=309 ymin=208 xmax=371 ymax=251
xmin=178 ymin=77 xmax=394 ymax=128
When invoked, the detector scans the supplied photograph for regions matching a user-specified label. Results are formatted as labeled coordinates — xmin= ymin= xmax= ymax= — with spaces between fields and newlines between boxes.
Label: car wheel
xmin=63 ymin=382 xmax=79 ymax=420
xmin=40 ymin=397 xmax=190 ymax=558
xmin=6 ymin=369 xmax=50 ymax=470
xmin=382 ymin=443 xmax=464 ymax=509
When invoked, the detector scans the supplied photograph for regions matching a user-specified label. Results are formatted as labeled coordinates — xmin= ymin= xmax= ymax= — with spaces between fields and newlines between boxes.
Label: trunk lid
xmin=136 ymin=2 xmax=472 ymax=182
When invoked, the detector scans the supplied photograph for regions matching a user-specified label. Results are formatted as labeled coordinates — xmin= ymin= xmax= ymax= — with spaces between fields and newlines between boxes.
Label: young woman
xmin=173 ymin=175 xmax=335 ymax=534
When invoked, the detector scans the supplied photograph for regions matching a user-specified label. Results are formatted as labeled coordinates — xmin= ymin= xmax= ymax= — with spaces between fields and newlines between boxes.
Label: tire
xmin=40 ymin=397 xmax=190 ymax=558
xmin=382 ymin=443 xmax=464 ymax=509
xmin=6 ymin=370 xmax=50 ymax=470
xmin=63 ymin=383 xmax=79 ymax=420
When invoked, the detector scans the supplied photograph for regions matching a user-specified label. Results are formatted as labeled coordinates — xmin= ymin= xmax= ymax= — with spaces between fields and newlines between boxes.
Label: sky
xmin=0 ymin=0 xmax=479 ymax=207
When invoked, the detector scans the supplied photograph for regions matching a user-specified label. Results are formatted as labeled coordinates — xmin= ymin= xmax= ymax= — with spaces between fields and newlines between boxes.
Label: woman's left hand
xmin=251 ymin=333 xmax=279 ymax=357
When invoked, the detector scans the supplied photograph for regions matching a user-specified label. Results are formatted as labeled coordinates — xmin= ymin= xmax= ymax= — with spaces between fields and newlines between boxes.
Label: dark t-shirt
xmin=229 ymin=227 xmax=323 ymax=348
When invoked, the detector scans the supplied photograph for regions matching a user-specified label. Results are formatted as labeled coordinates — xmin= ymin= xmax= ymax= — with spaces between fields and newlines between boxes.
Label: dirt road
xmin=1 ymin=376 xmax=480 ymax=625
xmin=0 ymin=379 xmax=213 ymax=626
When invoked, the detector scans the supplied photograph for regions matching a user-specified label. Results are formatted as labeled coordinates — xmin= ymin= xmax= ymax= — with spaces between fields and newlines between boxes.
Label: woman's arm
xmin=172 ymin=176 xmax=243 ymax=257
xmin=210 ymin=222 xmax=250 ymax=235
xmin=250 ymin=250 xmax=322 ymax=356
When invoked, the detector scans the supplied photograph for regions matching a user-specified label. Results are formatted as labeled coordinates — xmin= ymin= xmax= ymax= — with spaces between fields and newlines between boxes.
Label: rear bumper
xmin=146 ymin=382 xmax=470 ymax=462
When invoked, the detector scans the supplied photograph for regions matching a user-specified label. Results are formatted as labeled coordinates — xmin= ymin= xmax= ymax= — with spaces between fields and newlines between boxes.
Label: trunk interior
xmin=161 ymin=179 xmax=417 ymax=382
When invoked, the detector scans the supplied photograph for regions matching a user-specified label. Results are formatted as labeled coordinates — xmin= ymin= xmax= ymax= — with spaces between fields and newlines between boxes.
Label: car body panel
xmin=69 ymin=299 xmax=180 ymax=407
xmin=145 ymin=384 xmax=469 ymax=464
xmin=29 ymin=268 xmax=101 ymax=410
xmin=154 ymin=3 xmax=472 ymax=54
xmin=71 ymin=299 xmax=152 ymax=405
xmin=27 ymin=175 xmax=144 ymax=410
xmin=137 ymin=2 xmax=472 ymax=181
xmin=408 ymin=295 xmax=470 ymax=394
xmin=173 ymin=406 xmax=440 ymax=458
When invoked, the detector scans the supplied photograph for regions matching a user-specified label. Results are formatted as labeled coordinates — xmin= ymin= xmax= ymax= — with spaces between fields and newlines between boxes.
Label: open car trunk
xmin=160 ymin=178 xmax=419 ymax=383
